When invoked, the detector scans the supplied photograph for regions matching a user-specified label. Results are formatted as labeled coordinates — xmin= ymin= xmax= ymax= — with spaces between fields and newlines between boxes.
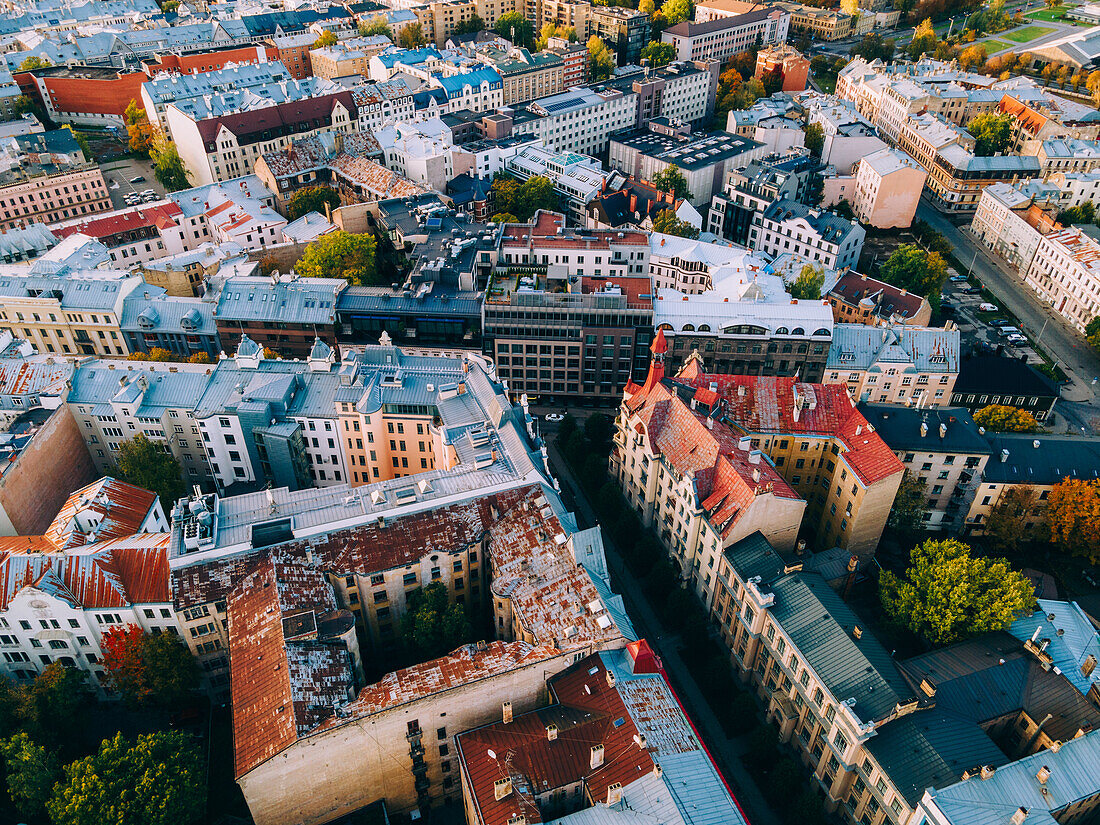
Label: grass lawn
xmin=982 ymin=40 xmax=1015 ymax=52
xmin=1002 ymin=24 xmax=1056 ymax=41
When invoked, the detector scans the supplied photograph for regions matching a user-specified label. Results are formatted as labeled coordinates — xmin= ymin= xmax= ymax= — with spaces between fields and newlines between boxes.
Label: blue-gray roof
xmin=0 ymin=272 xmax=142 ymax=311
xmin=336 ymin=287 xmax=482 ymax=318
xmin=68 ymin=361 xmax=213 ymax=417
xmin=215 ymin=276 xmax=345 ymax=325
xmin=119 ymin=293 xmax=216 ymax=336
xmin=828 ymin=324 xmax=959 ymax=373
xmin=436 ymin=68 xmax=502 ymax=98
xmin=376 ymin=47 xmax=441 ymax=68
xmin=1008 ymin=599 xmax=1100 ymax=699
xmin=762 ymin=199 xmax=860 ymax=244
xmin=859 ymin=405 xmax=993 ymax=455
xmin=983 ymin=433 xmax=1100 ymax=485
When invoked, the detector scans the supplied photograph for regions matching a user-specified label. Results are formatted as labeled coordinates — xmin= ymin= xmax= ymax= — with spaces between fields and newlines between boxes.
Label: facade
xmin=1023 ymin=225 xmax=1100 ymax=333
xmin=589 ymin=5 xmax=649 ymax=65
xmin=707 ymin=150 xmax=821 ymax=244
xmin=662 ymin=7 xmax=790 ymax=64
xmin=512 ymin=87 xmax=638 ymax=156
xmin=480 ymin=46 xmax=564 ymax=105
xmin=824 ymin=324 xmax=960 ymax=407
xmin=0 ymin=160 xmax=109 ymax=230
xmin=504 ymin=143 xmax=607 ymax=223
xmin=755 ymin=44 xmax=810 ymax=92
xmin=950 ymin=354 xmax=1060 ymax=423
xmin=827 ymin=272 xmax=932 ymax=327
xmin=751 ymin=199 xmax=865 ymax=272
xmin=484 ymin=211 xmax=653 ymax=405
xmin=118 ymin=292 xmax=219 ymax=359
xmin=971 ymin=182 xmax=1062 ymax=273
xmin=852 ymin=149 xmax=927 ymax=230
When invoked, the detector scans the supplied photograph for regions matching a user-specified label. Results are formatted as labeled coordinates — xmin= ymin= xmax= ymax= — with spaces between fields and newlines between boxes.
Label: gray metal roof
xmin=119 ymin=293 xmax=216 ymax=336
xmin=1008 ymin=600 xmax=1100 ymax=699
xmin=67 ymin=360 xmax=214 ymax=415
xmin=723 ymin=531 xmax=786 ymax=583
xmin=214 ymin=275 xmax=345 ymax=325
xmin=859 ymin=405 xmax=993 ymax=456
xmin=828 ymin=324 xmax=959 ymax=373
xmin=983 ymin=433 xmax=1100 ymax=485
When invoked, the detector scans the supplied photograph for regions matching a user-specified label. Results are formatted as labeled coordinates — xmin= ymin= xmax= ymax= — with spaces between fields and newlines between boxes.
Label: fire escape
xmin=407 ymin=721 xmax=431 ymax=812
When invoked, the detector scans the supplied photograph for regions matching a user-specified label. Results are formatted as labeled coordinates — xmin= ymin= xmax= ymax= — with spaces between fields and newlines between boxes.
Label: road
xmin=916 ymin=202 xmax=1100 ymax=409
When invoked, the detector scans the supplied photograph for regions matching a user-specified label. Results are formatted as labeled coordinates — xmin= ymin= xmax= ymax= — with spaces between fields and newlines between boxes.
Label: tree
xmin=16 ymin=55 xmax=50 ymax=71
xmin=47 ymin=731 xmax=205 ymax=825
xmin=959 ymin=44 xmax=987 ymax=71
xmin=639 ymin=0 xmax=655 ymax=13
xmin=1087 ymin=316 xmax=1100 ymax=354
xmin=879 ymin=539 xmax=1034 ymax=646
xmin=313 ymin=30 xmax=338 ymax=48
xmin=803 ymin=122 xmax=824 ymax=157
xmin=1045 ymin=478 xmax=1100 ymax=563
xmin=18 ymin=663 xmax=91 ymax=749
xmin=967 ymin=112 xmax=1013 ymax=157
xmin=661 ymin=0 xmax=694 ymax=26
xmin=491 ymin=175 xmax=558 ymax=221
xmin=63 ymin=126 xmax=91 ymax=161
xmin=452 ymin=13 xmax=484 ymax=35
xmin=584 ymin=413 xmax=614 ymax=449
xmin=402 ymin=583 xmax=473 ymax=658
xmin=588 ymin=35 xmax=616 ymax=82
xmin=286 ymin=186 xmax=341 ymax=221
xmin=124 ymin=100 xmax=154 ymax=158
xmin=495 ymin=12 xmax=534 ymax=49
xmin=161 ymin=0 xmax=179 ymax=11
xmin=652 ymin=165 xmax=690 ymax=201
xmin=101 ymin=625 xmax=200 ymax=707
xmin=833 ymin=198 xmax=855 ymax=220
xmin=297 ymin=230 xmax=378 ymax=285
xmin=359 ymin=17 xmax=393 ymax=38
xmin=651 ymin=209 xmax=699 ymax=238
xmin=973 ymin=404 xmax=1040 ymax=433
xmin=731 ymin=77 xmax=765 ymax=110
xmin=878 ymin=245 xmax=948 ymax=308
xmin=116 ymin=434 xmax=186 ymax=511
xmin=887 ymin=469 xmax=925 ymax=530
xmin=489 ymin=212 xmax=518 ymax=223
xmin=151 ymin=141 xmax=189 ymax=192
xmin=535 ymin=23 xmax=577 ymax=49
xmin=398 ymin=22 xmax=427 ymax=49
xmin=0 ymin=733 xmax=58 ymax=821
xmin=984 ymin=484 xmax=1039 ymax=552
xmin=788 ymin=264 xmax=824 ymax=300
xmin=1058 ymin=200 xmax=1096 ymax=226
xmin=187 ymin=352 xmax=212 ymax=364
xmin=640 ymin=41 xmax=676 ymax=67
xmin=907 ymin=18 xmax=937 ymax=60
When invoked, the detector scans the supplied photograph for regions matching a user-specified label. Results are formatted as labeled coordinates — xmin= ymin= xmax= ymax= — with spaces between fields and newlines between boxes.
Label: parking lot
xmin=940 ymin=273 xmax=1048 ymax=368
xmin=99 ymin=157 xmax=166 ymax=210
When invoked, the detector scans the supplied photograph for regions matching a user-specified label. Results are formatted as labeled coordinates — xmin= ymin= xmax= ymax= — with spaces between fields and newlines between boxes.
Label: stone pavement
xmin=547 ymin=440 xmax=781 ymax=825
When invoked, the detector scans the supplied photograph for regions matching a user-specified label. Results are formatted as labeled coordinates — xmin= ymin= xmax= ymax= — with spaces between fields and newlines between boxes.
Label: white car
xmin=978 ymin=303 xmax=998 ymax=312
xmin=544 ymin=413 xmax=565 ymax=422
xmin=1006 ymin=334 xmax=1029 ymax=346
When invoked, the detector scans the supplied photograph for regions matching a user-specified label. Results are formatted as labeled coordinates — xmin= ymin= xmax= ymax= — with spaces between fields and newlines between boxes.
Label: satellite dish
xmin=487 ymin=749 xmax=497 ymax=760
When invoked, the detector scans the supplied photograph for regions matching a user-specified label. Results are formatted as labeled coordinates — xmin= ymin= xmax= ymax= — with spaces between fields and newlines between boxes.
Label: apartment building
xmin=352 ymin=79 xmax=417 ymax=134
xmin=751 ymin=199 xmax=865 ymax=272
xmin=827 ymin=272 xmax=932 ymax=327
xmin=0 ymin=132 xmax=109 ymax=230
xmin=662 ymin=7 xmax=790 ymax=63
xmin=484 ymin=211 xmax=653 ymax=404
xmin=512 ymin=86 xmax=638 ymax=156
xmin=616 ymin=342 xmax=904 ymax=555
xmin=118 ymin=291 xmax=219 ymax=359
xmin=861 ymin=404 xmax=992 ymax=532
xmin=852 ymin=149 xmax=927 ymax=229
xmin=589 ymin=5 xmax=649 ymax=65
xmin=479 ymin=46 xmax=564 ymax=105
xmin=1036 ymin=138 xmax=1100 ymax=175
xmin=971 ymin=182 xmax=1063 ymax=273
xmin=652 ymin=233 xmax=834 ymax=381
xmin=16 ymin=65 xmax=147 ymax=129
xmin=266 ymin=32 xmax=317 ymax=79
xmin=950 ymin=354 xmax=1060 ymax=423
xmin=1023 ymin=225 xmax=1100 ymax=333
xmin=505 ymin=143 xmax=607 ymax=223
xmin=824 ymin=324 xmax=960 ymax=407
xmin=47 ymin=202 xmax=192 ymax=267
xmin=587 ymin=177 xmax=703 ymax=231
xmin=707 ymin=150 xmax=820 ymax=243
xmin=412 ymin=0 xmax=521 ymax=47
xmin=308 ymin=37 xmax=393 ymax=80
xmin=755 ymin=44 xmax=810 ymax=92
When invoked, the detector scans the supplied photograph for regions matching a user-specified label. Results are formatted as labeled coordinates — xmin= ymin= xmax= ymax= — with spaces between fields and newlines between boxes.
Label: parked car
xmin=978 ymin=302 xmax=998 ymax=312
xmin=129 ymin=175 xmax=145 ymax=183
xmin=959 ymin=286 xmax=981 ymax=295
xmin=950 ymin=275 xmax=969 ymax=282
xmin=544 ymin=413 xmax=565 ymax=422
xmin=1006 ymin=334 xmax=1028 ymax=346
xmin=997 ymin=326 xmax=1022 ymax=337
xmin=989 ymin=318 xmax=1011 ymax=328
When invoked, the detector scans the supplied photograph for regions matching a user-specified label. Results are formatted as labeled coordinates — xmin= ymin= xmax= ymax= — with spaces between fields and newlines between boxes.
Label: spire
xmin=651 ymin=327 xmax=668 ymax=356
xmin=637 ymin=328 xmax=667 ymax=397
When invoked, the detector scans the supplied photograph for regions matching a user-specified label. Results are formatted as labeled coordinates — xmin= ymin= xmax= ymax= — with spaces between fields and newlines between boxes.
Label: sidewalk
xmin=547 ymin=440 xmax=781 ymax=825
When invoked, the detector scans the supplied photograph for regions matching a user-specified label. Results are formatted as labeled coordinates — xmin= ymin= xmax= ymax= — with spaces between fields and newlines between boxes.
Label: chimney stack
xmin=590 ymin=744 xmax=605 ymax=770
xmin=547 ymin=724 xmax=558 ymax=741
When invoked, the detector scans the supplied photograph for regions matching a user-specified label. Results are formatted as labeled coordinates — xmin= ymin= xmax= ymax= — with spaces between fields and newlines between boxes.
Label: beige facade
xmin=413 ymin=0 xmax=521 ymax=47
xmin=338 ymin=401 xmax=445 ymax=486
xmin=0 ymin=166 xmax=110 ymax=229
xmin=853 ymin=148 xmax=927 ymax=230
xmin=782 ymin=3 xmax=852 ymax=40
xmin=1023 ymin=226 xmax=1100 ymax=334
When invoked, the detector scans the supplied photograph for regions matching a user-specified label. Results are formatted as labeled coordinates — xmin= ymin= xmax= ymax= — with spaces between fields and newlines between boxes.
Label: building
xmin=751 ymin=199 xmax=865 ymax=272
xmin=484 ymin=211 xmax=653 ymax=405
xmin=755 ymin=44 xmax=810 ymax=92
xmin=707 ymin=150 xmax=821 ymax=244
xmin=859 ymin=404 xmax=992 ymax=531
xmin=478 ymin=46 xmax=564 ymax=105
xmin=614 ymin=337 xmax=905 ymax=555
xmin=213 ymin=274 xmax=344 ymax=360
xmin=780 ymin=3 xmax=853 ymax=40
xmin=609 ymin=120 xmax=763 ymax=208
xmin=662 ymin=7 xmax=790 ymax=64
xmin=118 ymin=292 xmax=219 ymax=359
xmin=586 ymin=176 xmax=702 ymax=231
xmin=47 ymin=202 xmax=192 ymax=267
xmin=142 ymin=45 xmax=282 ymax=78
xmin=589 ymin=5 xmax=649 ymax=65
xmin=267 ymin=31 xmax=319 ymax=79
xmin=308 ymin=38 xmax=393 ymax=80
xmin=511 ymin=86 xmax=639 ymax=157
xmin=852 ymin=149 xmax=927 ymax=229
xmin=826 ymin=271 xmax=932 ymax=327
xmin=1023 ymin=225 xmax=1100 ymax=334
xmin=971 ymin=182 xmax=1062 ymax=273
xmin=15 ymin=65 xmax=147 ymax=128
xmin=1007 ymin=599 xmax=1100 ymax=706
xmin=504 ymin=143 xmax=608 ymax=223
xmin=651 ymin=233 xmax=834 ymax=381
xmin=139 ymin=62 xmax=295 ymax=133
xmin=950 ymin=354 xmax=1060 ymax=422
xmin=0 ymin=130 xmax=110 ymax=229
xmin=410 ymin=0 xmax=523 ymax=47
xmin=824 ymin=323 xmax=960 ymax=407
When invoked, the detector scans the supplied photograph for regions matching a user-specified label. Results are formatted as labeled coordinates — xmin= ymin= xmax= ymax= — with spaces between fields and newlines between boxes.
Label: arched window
xmin=791 ymin=327 xmax=805 ymax=336
xmin=698 ymin=324 xmax=711 ymax=332
xmin=682 ymin=324 xmax=695 ymax=332
xmin=813 ymin=328 xmax=831 ymax=337
xmin=775 ymin=327 xmax=789 ymax=335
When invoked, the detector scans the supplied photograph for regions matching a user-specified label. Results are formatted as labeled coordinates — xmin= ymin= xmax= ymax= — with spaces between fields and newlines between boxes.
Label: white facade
xmin=1023 ymin=226 xmax=1100 ymax=333
xmin=751 ymin=203 xmax=865 ymax=271
xmin=971 ymin=183 xmax=1046 ymax=272
xmin=514 ymin=88 xmax=639 ymax=156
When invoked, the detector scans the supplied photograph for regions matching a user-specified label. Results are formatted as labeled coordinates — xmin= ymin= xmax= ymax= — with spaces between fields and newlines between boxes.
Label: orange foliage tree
xmin=1045 ymin=478 xmax=1100 ymax=562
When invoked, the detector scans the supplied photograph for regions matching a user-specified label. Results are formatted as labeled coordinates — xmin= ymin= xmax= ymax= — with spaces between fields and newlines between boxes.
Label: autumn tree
xmin=907 ymin=18 xmax=937 ymax=60
xmin=286 ymin=186 xmax=341 ymax=221
xmin=588 ymin=35 xmax=616 ymax=81
xmin=187 ymin=352 xmax=212 ymax=364
xmin=804 ymin=122 xmax=824 ymax=157
xmin=297 ymin=230 xmax=378 ymax=285
xmin=967 ymin=112 xmax=1013 ymax=156
xmin=1087 ymin=316 xmax=1100 ymax=354
xmin=124 ymin=100 xmax=154 ymax=158
xmin=358 ymin=16 xmax=392 ymax=37
xmin=398 ymin=22 xmax=427 ymax=49
xmin=984 ymin=484 xmax=1039 ymax=552
xmin=651 ymin=209 xmax=699 ymax=238
xmin=16 ymin=55 xmax=50 ymax=71
xmin=535 ymin=23 xmax=577 ymax=49
xmin=0 ymin=732 xmax=59 ymax=822
xmin=973 ymin=404 xmax=1040 ymax=433
xmin=402 ymin=582 xmax=474 ymax=659
xmin=1045 ymin=478 xmax=1100 ymax=563
xmin=878 ymin=244 xmax=948 ymax=308
xmin=640 ymin=40 xmax=676 ymax=67
xmin=495 ymin=11 xmax=534 ymax=48
xmin=958 ymin=43 xmax=987 ymax=71
xmin=639 ymin=0 xmax=655 ymax=13
xmin=490 ymin=175 xmax=558 ymax=221
xmin=116 ymin=434 xmax=186 ymax=510
xmin=48 ymin=732 xmax=205 ymax=825
xmin=880 ymin=539 xmax=1035 ymax=646
xmin=652 ymin=165 xmax=690 ymax=201
xmin=313 ymin=29 xmax=338 ymax=48
xmin=17 ymin=663 xmax=92 ymax=749
xmin=788 ymin=264 xmax=824 ymax=300
xmin=887 ymin=470 xmax=925 ymax=530
xmin=101 ymin=625 xmax=200 ymax=707
xmin=661 ymin=0 xmax=694 ymax=26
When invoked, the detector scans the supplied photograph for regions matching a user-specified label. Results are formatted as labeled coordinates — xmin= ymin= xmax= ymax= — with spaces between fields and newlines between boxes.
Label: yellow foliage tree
xmin=973 ymin=404 xmax=1039 ymax=433
xmin=1045 ymin=478 xmax=1100 ymax=563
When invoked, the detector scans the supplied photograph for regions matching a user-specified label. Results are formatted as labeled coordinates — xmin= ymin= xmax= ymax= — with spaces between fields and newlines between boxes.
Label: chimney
xmin=590 ymin=744 xmax=605 ymax=770
xmin=605 ymin=669 xmax=616 ymax=687
xmin=1001 ymin=449 xmax=1009 ymax=463
xmin=752 ymin=468 xmax=761 ymax=483
xmin=939 ymin=422 xmax=947 ymax=438
xmin=920 ymin=422 xmax=928 ymax=437
xmin=1012 ymin=809 xmax=1028 ymax=825
xmin=633 ymin=733 xmax=647 ymax=749
xmin=546 ymin=724 xmax=558 ymax=741
xmin=738 ymin=435 xmax=751 ymax=451
xmin=502 ymin=701 xmax=512 ymax=724
xmin=607 ymin=783 xmax=623 ymax=806
xmin=980 ymin=766 xmax=996 ymax=780
xmin=629 ymin=193 xmax=637 ymax=213
xmin=494 ymin=777 xmax=513 ymax=800
xmin=855 ymin=424 xmax=862 ymax=435
xmin=1037 ymin=766 xmax=1051 ymax=785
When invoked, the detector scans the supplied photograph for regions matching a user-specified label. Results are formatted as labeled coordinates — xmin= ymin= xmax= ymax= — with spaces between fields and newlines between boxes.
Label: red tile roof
xmin=44 ymin=477 xmax=159 ymax=551
xmin=51 ymin=203 xmax=182 ymax=242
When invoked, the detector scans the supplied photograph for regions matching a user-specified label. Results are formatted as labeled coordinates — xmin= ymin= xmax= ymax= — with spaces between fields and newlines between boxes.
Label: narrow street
xmin=544 ymin=438 xmax=783 ymax=825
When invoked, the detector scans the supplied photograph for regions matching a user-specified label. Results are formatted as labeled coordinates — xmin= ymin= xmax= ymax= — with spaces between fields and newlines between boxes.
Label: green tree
xmin=788 ymin=264 xmax=824 ymax=300
xmin=101 ymin=625 xmax=200 ymax=707
xmin=398 ymin=22 xmax=428 ymax=49
xmin=804 ymin=122 xmax=824 ymax=157
xmin=18 ymin=663 xmax=91 ymax=750
xmin=661 ymin=0 xmax=694 ymax=25
xmin=1087 ymin=316 xmax=1100 ymax=354
xmin=984 ymin=484 xmax=1039 ymax=552
xmin=402 ymin=583 xmax=473 ymax=658
xmin=584 ymin=413 xmax=614 ymax=448
xmin=489 ymin=211 xmax=518 ymax=223
xmin=124 ymin=100 xmax=153 ymax=158
xmin=313 ymin=30 xmax=338 ymax=48
xmin=62 ymin=125 xmax=91 ymax=161
xmin=297 ymin=230 xmax=378 ymax=285
xmin=286 ymin=186 xmax=341 ymax=221
xmin=731 ymin=76 xmax=765 ymax=110
xmin=651 ymin=209 xmax=699 ymax=238
xmin=588 ymin=35 xmax=616 ymax=81
xmin=878 ymin=245 xmax=948 ymax=308
xmin=151 ymin=141 xmax=189 ymax=192
xmin=967 ymin=112 xmax=1013 ymax=157
xmin=358 ymin=17 xmax=393 ymax=37
xmin=495 ymin=11 xmax=534 ymax=48
xmin=640 ymin=40 xmax=676 ymax=67
xmin=514 ymin=176 xmax=558 ymax=219
xmin=652 ymin=165 xmax=690 ymax=201
xmin=1058 ymin=200 xmax=1096 ymax=226
xmin=116 ymin=434 xmax=186 ymax=511
xmin=0 ymin=733 xmax=59 ymax=822
xmin=452 ymin=13 xmax=485 ymax=35
xmin=47 ymin=731 xmax=205 ymax=825
xmin=535 ymin=23 xmax=578 ymax=49
xmin=887 ymin=469 xmax=925 ymax=530
xmin=639 ymin=0 xmax=655 ymax=13
xmin=161 ymin=0 xmax=179 ymax=11
xmin=879 ymin=539 xmax=1035 ymax=646
xmin=973 ymin=404 xmax=1040 ymax=432
xmin=907 ymin=18 xmax=937 ymax=61
xmin=16 ymin=55 xmax=50 ymax=71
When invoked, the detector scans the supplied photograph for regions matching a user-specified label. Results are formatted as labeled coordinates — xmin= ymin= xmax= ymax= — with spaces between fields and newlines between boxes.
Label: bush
xmin=596 ymin=482 xmax=622 ymax=521
xmin=644 ymin=560 xmax=676 ymax=601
